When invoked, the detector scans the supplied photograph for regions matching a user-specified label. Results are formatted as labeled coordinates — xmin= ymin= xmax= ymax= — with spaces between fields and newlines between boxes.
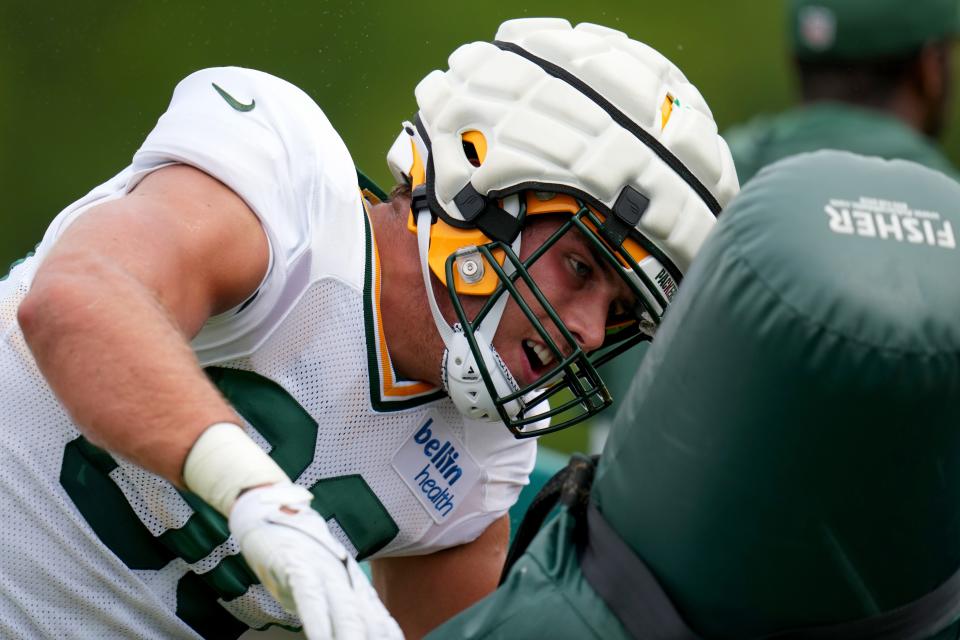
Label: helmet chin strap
xmin=414 ymin=203 xmax=524 ymax=422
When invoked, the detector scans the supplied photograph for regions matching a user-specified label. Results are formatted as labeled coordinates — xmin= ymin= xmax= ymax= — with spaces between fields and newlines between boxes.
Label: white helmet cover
xmin=388 ymin=18 xmax=739 ymax=436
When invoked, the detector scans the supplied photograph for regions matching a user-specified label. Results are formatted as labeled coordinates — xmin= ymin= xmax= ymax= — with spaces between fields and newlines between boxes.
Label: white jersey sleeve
xmin=130 ymin=66 xmax=366 ymax=360
xmin=133 ymin=67 xmax=332 ymax=264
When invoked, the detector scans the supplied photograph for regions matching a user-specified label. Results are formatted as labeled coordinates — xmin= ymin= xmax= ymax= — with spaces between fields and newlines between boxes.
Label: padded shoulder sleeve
xmin=133 ymin=66 xmax=359 ymax=284
xmin=131 ymin=67 xmax=365 ymax=361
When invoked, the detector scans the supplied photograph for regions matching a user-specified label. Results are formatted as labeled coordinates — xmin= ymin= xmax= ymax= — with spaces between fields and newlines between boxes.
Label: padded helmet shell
xmin=388 ymin=18 xmax=741 ymax=434
xmin=412 ymin=17 xmax=739 ymax=272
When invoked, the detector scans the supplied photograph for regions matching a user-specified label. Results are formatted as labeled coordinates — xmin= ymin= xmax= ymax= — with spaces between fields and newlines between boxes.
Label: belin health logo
xmin=393 ymin=413 xmax=480 ymax=523
xmin=412 ymin=420 xmax=462 ymax=517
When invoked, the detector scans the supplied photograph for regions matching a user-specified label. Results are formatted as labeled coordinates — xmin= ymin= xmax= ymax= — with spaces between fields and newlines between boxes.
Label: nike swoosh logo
xmin=212 ymin=82 xmax=255 ymax=112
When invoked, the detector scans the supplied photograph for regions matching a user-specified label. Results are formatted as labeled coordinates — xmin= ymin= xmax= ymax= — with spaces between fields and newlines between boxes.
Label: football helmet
xmin=387 ymin=18 xmax=739 ymax=436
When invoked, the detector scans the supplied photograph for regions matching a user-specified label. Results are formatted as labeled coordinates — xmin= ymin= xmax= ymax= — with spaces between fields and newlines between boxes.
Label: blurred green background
xmin=1 ymin=0 xmax=790 ymax=268
xmin=3 ymin=0 xmax=959 ymax=452
xmin=10 ymin=0 xmax=960 ymax=264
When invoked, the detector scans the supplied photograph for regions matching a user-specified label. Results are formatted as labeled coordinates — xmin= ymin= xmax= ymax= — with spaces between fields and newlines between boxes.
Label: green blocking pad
xmin=595 ymin=151 xmax=960 ymax=638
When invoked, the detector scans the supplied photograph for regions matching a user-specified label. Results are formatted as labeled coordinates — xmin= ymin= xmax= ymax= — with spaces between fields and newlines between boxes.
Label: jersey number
xmin=59 ymin=367 xmax=399 ymax=639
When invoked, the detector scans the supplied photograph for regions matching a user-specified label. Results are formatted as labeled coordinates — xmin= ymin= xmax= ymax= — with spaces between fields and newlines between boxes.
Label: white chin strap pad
xmin=415 ymin=207 xmax=523 ymax=423
xmin=443 ymin=328 xmax=522 ymax=422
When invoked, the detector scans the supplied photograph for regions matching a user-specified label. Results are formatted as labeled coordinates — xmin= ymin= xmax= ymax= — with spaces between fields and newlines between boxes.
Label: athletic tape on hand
xmin=183 ymin=422 xmax=290 ymax=516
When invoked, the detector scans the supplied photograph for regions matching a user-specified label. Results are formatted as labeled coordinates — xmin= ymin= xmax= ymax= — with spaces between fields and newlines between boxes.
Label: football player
xmin=726 ymin=0 xmax=960 ymax=184
xmin=0 ymin=17 xmax=736 ymax=640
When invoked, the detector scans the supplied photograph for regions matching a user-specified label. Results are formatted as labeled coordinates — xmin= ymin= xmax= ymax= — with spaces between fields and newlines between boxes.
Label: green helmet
xmin=595 ymin=151 xmax=960 ymax=637
xmin=790 ymin=0 xmax=960 ymax=61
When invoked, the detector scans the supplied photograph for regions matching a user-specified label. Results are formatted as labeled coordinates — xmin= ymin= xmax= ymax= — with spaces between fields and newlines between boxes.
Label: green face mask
xmin=441 ymin=201 xmax=660 ymax=437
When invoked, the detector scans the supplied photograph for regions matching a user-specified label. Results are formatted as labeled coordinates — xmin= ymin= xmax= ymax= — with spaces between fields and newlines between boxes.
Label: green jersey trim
xmin=361 ymin=194 xmax=446 ymax=412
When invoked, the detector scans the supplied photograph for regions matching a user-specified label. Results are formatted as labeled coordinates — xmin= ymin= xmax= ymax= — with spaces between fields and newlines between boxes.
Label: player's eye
xmin=568 ymin=256 xmax=593 ymax=279
xmin=605 ymin=299 xmax=633 ymax=328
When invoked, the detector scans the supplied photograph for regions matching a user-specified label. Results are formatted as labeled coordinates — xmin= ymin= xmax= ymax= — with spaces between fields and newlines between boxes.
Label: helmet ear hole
xmin=462 ymin=140 xmax=482 ymax=167
xmin=460 ymin=130 xmax=488 ymax=167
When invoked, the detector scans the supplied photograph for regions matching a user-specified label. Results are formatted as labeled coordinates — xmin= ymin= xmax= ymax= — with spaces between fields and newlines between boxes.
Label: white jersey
xmin=0 ymin=67 xmax=536 ymax=639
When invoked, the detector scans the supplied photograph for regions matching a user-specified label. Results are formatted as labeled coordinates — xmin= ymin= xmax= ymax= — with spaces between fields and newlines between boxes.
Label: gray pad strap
xmin=579 ymin=502 xmax=700 ymax=639
xmin=580 ymin=501 xmax=960 ymax=639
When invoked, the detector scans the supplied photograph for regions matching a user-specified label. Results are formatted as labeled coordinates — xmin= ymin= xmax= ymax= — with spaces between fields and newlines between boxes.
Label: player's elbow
xmin=18 ymin=273 xmax=71 ymax=347
xmin=18 ymin=258 xmax=107 ymax=347
xmin=16 ymin=288 xmax=42 ymax=340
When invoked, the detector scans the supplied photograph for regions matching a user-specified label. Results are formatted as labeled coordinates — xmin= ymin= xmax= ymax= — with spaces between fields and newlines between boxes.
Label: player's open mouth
xmin=522 ymin=339 xmax=556 ymax=374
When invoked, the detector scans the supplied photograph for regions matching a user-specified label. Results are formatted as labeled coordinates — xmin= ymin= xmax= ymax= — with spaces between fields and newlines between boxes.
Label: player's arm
xmin=21 ymin=163 xmax=404 ymax=639
xmin=371 ymin=515 xmax=510 ymax=639
xmin=18 ymin=163 xmax=267 ymax=485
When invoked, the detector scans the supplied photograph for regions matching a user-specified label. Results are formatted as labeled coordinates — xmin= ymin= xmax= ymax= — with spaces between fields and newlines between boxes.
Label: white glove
xmin=229 ymin=482 xmax=404 ymax=640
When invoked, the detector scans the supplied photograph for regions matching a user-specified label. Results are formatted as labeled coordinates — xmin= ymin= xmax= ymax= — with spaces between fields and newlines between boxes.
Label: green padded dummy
xmin=595 ymin=150 xmax=960 ymax=638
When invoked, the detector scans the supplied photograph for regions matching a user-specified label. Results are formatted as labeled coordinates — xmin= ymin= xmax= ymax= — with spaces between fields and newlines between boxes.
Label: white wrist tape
xmin=183 ymin=422 xmax=290 ymax=517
